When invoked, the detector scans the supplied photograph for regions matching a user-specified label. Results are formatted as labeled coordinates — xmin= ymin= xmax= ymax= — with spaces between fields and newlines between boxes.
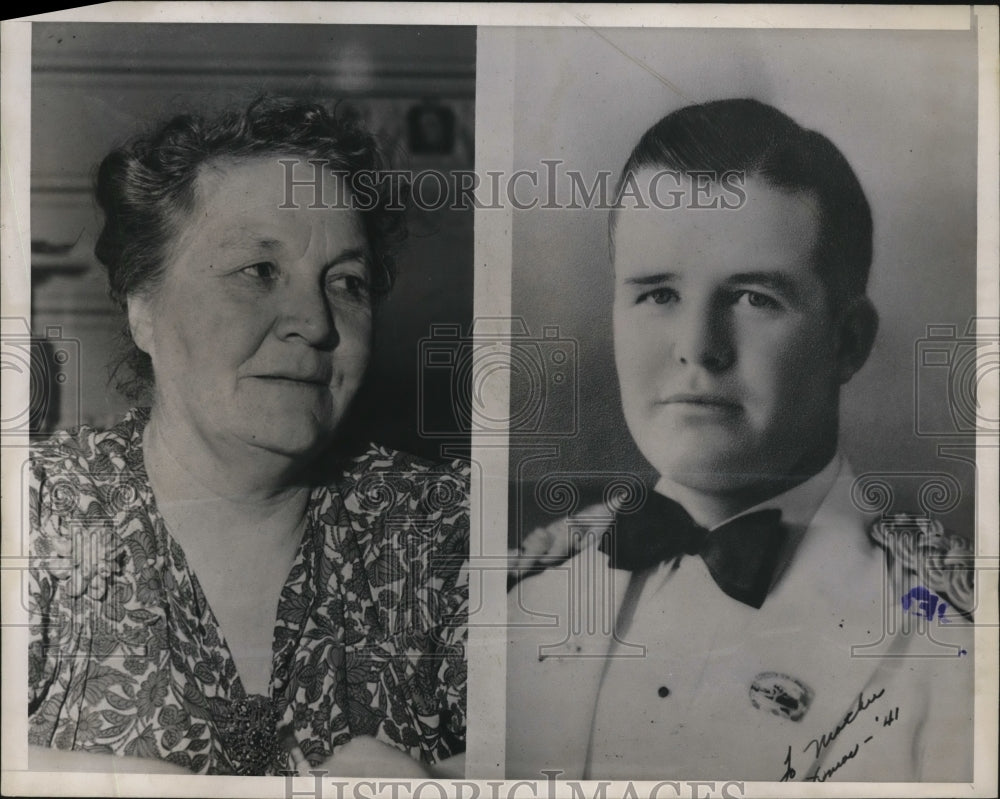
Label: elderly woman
xmin=28 ymin=98 xmax=468 ymax=776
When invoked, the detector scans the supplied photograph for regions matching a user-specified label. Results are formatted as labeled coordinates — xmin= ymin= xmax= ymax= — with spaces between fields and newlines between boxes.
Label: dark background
xmin=508 ymin=27 xmax=984 ymax=544
xmin=29 ymin=23 xmax=475 ymax=461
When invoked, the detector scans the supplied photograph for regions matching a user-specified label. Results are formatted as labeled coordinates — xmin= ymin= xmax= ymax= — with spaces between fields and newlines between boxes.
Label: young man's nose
xmin=671 ymin=303 xmax=735 ymax=372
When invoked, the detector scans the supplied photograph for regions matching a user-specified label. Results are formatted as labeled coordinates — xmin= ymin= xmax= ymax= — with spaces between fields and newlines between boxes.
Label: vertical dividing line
xmin=466 ymin=25 xmax=516 ymax=779
xmin=1 ymin=18 xmax=34 ymax=776
xmin=974 ymin=6 xmax=1000 ymax=787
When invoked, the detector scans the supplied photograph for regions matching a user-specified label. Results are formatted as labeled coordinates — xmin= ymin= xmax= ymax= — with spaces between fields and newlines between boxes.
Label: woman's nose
xmin=274 ymin=277 xmax=339 ymax=349
xmin=672 ymin=302 xmax=734 ymax=372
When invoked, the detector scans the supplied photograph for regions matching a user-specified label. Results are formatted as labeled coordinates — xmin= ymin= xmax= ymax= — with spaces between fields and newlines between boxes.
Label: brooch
xmin=749 ymin=672 xmax=813 ymax=722
xmin=214 ymin=693 xmax=286 ymax=776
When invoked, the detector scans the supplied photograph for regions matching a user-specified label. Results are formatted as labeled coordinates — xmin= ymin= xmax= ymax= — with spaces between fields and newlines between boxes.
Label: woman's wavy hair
xmin=94 ymin=96 xmax=407 ymax=400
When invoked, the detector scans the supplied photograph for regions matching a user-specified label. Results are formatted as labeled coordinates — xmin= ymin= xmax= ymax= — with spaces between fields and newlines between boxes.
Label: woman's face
xmin=128 ymin=156 xmax=373 ymax=460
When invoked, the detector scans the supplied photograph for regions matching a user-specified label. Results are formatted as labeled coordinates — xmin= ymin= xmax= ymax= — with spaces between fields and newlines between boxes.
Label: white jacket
xmin=506 ymin=466 xmax=974 ymax=781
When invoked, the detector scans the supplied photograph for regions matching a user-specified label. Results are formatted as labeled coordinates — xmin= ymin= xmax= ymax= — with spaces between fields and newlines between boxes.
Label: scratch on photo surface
xmin=569 ymin=15 xmax=695 ymax=104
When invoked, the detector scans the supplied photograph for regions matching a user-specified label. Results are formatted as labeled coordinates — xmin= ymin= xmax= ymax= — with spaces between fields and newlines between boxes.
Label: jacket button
xmin=658 ymin=686 xmax=670 ymax=698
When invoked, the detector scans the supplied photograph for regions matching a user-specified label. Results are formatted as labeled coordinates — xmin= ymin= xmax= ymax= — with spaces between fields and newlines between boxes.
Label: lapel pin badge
xmin=750 ymin=671 xmax=814 ymax=722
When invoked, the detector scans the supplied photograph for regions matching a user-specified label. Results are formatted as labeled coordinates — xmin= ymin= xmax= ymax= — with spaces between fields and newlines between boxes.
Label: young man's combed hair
xmin=611 ymin=98 xmax=873 ymax=313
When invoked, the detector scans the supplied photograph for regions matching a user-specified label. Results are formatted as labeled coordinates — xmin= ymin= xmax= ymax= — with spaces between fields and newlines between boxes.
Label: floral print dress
xmin=28 ymin=409 xmax=469 ymax=775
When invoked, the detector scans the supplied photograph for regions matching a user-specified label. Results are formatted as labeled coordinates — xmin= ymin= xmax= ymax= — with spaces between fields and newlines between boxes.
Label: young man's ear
xmin=835 ymin=296 xmax=879 ymax=384
xmin=126 ymin=293 xmax=156 ymax=360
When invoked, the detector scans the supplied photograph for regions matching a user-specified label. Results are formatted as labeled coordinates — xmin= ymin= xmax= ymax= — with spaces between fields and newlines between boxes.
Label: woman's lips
xmin=253 ymin=374 xmax=331 ymax=387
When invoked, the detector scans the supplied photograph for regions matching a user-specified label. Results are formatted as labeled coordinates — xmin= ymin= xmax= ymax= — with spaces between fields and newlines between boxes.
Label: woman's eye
xmin=735 ymin=290 xmax=780 ymax=310
xmin=636 ymin=287 xmax=678 ymax=305
xmin=328 ymin=272 xmax=371 ymax=300
xmin=240 ymin=262 xmax=279 ymax=283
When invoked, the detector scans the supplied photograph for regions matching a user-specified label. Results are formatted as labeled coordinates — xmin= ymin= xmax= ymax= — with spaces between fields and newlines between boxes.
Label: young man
xmin=506 ymin=99 xmax=974 ymax=782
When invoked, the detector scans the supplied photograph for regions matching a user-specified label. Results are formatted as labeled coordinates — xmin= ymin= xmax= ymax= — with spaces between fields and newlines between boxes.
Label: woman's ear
xmin=126 ymin=293 xmax=156 ymax=359
xmin=835 ymin=296 xmax=879 ymax=384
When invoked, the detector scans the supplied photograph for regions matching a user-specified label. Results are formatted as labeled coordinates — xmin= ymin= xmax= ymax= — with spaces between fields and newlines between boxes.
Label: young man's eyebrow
xmin=622 ymin=272 xmax=678 ymax=286
xmin=725 ymin=271 xmax=801 ymax=297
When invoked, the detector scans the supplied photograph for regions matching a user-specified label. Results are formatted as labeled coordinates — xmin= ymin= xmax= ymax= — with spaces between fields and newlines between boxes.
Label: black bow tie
xmin=598 ymin=491 xmax=788 ymax=609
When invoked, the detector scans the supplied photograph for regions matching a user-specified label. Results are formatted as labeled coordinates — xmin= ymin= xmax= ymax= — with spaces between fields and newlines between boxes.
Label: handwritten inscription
xmin=780 ymin=745 xmax=797 ymax=781
xmin=803 ymin=688 xmax=884 ymax=759
xmin=808 ymin=743 xmax=861 ymax=782
xmin=780 ymin=688 xmax=889 ymax=782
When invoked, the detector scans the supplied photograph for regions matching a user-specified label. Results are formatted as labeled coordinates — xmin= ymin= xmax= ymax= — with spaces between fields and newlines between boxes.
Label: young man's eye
xmin=636 ymin=287 xmax=678 ymax=305
xmin=735 ymin=290 xmax=780 ymax=310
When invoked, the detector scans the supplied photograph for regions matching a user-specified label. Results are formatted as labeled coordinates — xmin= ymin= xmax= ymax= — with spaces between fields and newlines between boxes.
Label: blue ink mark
xmin=959 ymin=648 xmax=968 ymax=656
xmin=901 ymin=586 xmax=948 ymax=621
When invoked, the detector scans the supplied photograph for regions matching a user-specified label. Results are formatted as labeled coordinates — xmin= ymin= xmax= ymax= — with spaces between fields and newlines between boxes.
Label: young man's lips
xmin=659 ymin=393 xmax=740 ymax=408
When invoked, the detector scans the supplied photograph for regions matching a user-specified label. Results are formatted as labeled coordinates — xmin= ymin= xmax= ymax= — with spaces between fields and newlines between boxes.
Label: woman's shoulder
xmin=320 ymin=441 xmax=470 ymax=523
xmin=30 ymin=408 xmax=149 ymax=480
xmin=346 ymin=442 xmax=471 ymax=481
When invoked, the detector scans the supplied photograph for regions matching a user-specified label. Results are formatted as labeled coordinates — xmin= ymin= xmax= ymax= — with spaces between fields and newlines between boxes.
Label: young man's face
xmin=613 ymin=172 xmax=848 ymax=496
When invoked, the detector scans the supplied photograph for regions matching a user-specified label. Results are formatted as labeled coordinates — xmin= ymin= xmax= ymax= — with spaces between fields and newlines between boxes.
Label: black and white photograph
xmin=1 ymin=5 xmax=997 ymax=799
xmin=5 ymin=18 xmax=474 ymax=780
xmin=504 ymin=23 xmax=992 ymax=785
